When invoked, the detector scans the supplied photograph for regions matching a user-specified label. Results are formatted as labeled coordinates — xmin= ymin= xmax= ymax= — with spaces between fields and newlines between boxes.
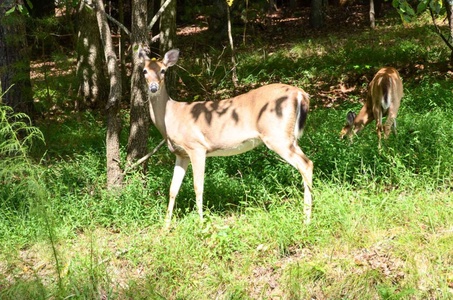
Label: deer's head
xmin=139 ymin=48 xmax=180 ymax=94
xmin=340 ymin=111 xmax=357 ymax=139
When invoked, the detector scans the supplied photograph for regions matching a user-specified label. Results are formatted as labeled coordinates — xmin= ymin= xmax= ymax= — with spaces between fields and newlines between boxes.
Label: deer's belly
xmin=207 ymin=138 xmax=262 ymax=157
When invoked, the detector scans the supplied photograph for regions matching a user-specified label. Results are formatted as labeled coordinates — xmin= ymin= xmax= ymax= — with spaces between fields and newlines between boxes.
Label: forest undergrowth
xmin=1 ymin=5 xmax=453 ymax=299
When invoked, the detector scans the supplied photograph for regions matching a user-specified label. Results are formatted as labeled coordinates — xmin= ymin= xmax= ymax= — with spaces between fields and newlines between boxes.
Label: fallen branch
xmin=84 ymin=0 xmax=131 ymax=36
xmin=123 ymin=139 xmax=166 ymax=174
xmin=148 ymin=0 xmax=173 ymax=30
xmin=429 ymin=7 xmax=453 ymax=52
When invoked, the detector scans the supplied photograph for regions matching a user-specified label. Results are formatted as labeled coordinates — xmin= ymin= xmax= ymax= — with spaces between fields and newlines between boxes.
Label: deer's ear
xmin=163 ymin=49 xmax=180 ymax=67
xmin=346 ymin=111 xmax=356 ymax=125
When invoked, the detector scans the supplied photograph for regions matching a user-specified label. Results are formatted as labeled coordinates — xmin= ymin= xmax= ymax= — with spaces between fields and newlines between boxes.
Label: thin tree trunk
xmin=208 ymin=0 xmax=228 ymax=45
xmin=119 ymin=0 xmax=128 ymax=99
xmin=310 ymin=0 xmax=324 ymax=29
xmin=127 ymin=0 xmax=151 ymax=170
xmin=268 ymin=0 xmax=278 ymax=12
xmin=370 ymin=0 xmax=376 ymax=28
xmin=429 ymin=3 xmax=453 ymax=66
xmin=159 ymin=0 xmax=177 ymax=96
xmin=227 ymin=5 xmax=238 ymax=89
xmin=75 ymin=0 xmax=108 ymax=110
xmin=159 ymin=0 xmax=176 ymax=55
xmin=445 ymin=0 xmax=453 ymax=64
xmin=94 ymin=0 xmax=123 ymax=189
xmin=0 ymin=0 xmax=34 ymax=117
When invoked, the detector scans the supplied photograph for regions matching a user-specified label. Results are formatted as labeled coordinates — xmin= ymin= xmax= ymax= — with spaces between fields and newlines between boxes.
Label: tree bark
xmin=118 ymin=0 xmax=128 ymax=98
xmin=370 ymin=0 xmax=382 ymax=28
xmin=370 ymin=0 xmax=376 ymax=28
xmin=127 ymin=0 xmax=151 ymax=169
xmin=75 ymin=0 xmax=108 ymax=110
xmin=0 ymin=0 xmax=34 ymax=117
xmin=310 ymin=0 xmax=324 ymax=29
xmin=445 ymin=0 xmax=453 ymax=64
xmin=208 ymin=0 xmax=228 ymax=45
xmin=159 ymin=0 xmax=177 ymax=96
xmin=94 ymin=0 xmax=123 ymax=189
xmin=159 ymin=0 xmax=176 ymax=54
xmin=227 ymin=5 xmax=238 ymax=89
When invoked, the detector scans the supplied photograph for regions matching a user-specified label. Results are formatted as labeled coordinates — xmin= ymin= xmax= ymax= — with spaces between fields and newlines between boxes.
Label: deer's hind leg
xmin=187 ymin=149 xmax=207 ymax=223
xmin=263 ymin=137 xmax=313 ymax=224
xmin=373 ymin=107 xmax=384 ymax=147
xmin=384 ymin=110 xmax=398 ymax=138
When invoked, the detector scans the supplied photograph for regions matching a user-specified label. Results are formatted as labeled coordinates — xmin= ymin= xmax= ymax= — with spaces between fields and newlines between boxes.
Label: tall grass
xmin=0 ymin=103 xmax=63 ymax=297
xmin=1 ymin=13 xmax=453 ymax=299
xmin=0 ymin=104 xmax=46 ymax=248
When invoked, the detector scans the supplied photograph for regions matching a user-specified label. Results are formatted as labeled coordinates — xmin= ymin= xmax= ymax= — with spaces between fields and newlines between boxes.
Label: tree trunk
xmin=310 ymin=0 xmax=324 ymax=29
xmin=445 ymin=0 xmax=453 ymax=64
xmin=75 ymin=0 xmax=108 ymax=110
xmin=227 ymin=5 xmax=238 ymax=89
xmin=159 ymin=0 xmax=176 ymax=54
xmin=148 ymin=0 xmax=158 ymax=33
xmin=370 ymin=0 xmax=376 ymax=28
xmin=127 ymin=0 xmax=152 ymax=169
xmin=119 ymin=0 xmax=128 ymax=98
xmin=370 ymin=0 xmax=382 ymax=28
xmin=159 ymin=0 xmax=177 ymax=96
xmin=208 ymin=0 xmax=228 ymax=45
xmin=0 ymin=0 xmax=34 ymax=117
xmin=94 ymin=0 xmax=123 ymax=189
xmin=374 ymin=0 xmax=383 ymax=18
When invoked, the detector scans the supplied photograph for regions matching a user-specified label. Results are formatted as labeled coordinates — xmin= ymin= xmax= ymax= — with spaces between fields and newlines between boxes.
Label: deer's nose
xmin=149 ymin=82 xmax=159 ymax=93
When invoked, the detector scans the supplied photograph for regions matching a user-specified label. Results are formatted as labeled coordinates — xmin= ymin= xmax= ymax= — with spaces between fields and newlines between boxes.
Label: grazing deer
xmin=340 ymin=67 xmax=403 ymax=147
xmin=139 ymin=48 xmax=313 ymax=228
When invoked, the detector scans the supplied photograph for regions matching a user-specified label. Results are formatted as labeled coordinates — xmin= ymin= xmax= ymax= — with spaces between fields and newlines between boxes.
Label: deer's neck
xmin=149 ymin=87 xmax=172 ymax=139
xmin=353 ymin=103 xmax=374 ymax=133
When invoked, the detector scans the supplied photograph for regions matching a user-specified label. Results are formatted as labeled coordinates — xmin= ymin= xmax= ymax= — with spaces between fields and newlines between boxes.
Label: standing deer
xmin=340 ymin=67 xmax=403 ymax=147
xmin=139 ymin=48 xmax=313 ymax=228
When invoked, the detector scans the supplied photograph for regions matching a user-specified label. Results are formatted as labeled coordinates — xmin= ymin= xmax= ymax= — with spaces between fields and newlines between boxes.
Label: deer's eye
xmin=143 ymin=69 xmax=148 ymax=74
xmin=160 ymin=69 xmax=166 ymax=75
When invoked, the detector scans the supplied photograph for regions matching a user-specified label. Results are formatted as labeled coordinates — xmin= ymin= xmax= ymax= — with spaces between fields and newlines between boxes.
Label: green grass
xmin=2 ymin=10 xmax=453 ymax=299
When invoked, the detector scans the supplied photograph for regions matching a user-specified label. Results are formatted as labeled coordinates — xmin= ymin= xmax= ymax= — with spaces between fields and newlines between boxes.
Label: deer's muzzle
xmin=149 ymin=82 xmax=159 ymax=93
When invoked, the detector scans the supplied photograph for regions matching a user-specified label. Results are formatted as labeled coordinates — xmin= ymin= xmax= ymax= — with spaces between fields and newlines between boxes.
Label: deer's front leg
xmin=188 ymin=149 xmax=207 ymax=223
xmin=166 ymin=156 xmax=190 ymax=229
